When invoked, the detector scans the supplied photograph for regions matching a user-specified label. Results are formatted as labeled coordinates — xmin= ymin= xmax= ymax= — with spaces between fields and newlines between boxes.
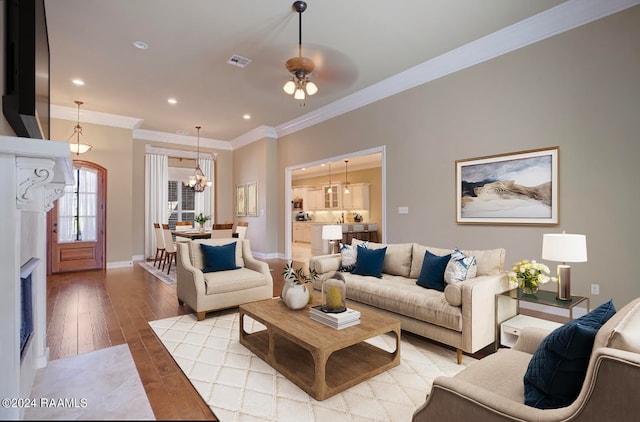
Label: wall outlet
xmin=591 ymin=284 xmax=600 ymax=295
xmin=398 ymin=206 xmax=409 ymax=214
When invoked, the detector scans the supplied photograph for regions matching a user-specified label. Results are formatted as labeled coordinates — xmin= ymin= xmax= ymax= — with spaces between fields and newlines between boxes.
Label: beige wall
xmin=232 ymin=137 xmax=279 ymax=255
xmin=266 ymin=7 xmax=640 ymax=308
xmin=51 ymin=118 xmax=134 ymax=263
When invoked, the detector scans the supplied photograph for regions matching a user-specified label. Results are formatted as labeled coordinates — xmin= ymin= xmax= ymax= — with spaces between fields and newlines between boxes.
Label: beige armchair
xmin=412 ymin=297 xmax=640 ymax=422
xmin=176 ymin=238 xmax=273 ymax=321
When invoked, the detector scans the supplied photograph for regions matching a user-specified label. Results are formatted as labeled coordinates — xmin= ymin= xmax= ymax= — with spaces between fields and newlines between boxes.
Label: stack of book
xmin=310 ymin=305 xmax=361 ymax=330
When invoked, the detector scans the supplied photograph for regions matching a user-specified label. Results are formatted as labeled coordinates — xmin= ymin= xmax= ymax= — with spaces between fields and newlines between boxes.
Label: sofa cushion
xmin=444 ymin=248 xmax=477 ymax=284
xmin=416 ymin=250 xmax=451 ymax=291
xmin=338 ymin=272 xmax=462 ymax=331
xmin=352 ymin=239 xmax=413 ymax=277
xmin=339 ymin=243 xmax=357 ymax=271
xmin=203 ymin=267 xmax=269 ymax=295
xmin=200 ymin=242 xmax=239 ymax=273
xmin=352 ymin=245 xmax=386 ymax=278
xmin=189 ymin=238 xmax=245 ymax=270
xmin=410 ymin=244 xmax=505 ymax=278
xmin=523 ymin=300 xmax=616 ymax=409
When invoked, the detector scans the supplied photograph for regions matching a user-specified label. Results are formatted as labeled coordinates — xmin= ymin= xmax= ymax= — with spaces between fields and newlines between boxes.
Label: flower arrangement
xmin=508 ymin=259 xmax=556 ymax=294
xmin=194 ymin=213 xmax=211 ymax=225
xmin=282 ymin=261 xmax=318 ymax=285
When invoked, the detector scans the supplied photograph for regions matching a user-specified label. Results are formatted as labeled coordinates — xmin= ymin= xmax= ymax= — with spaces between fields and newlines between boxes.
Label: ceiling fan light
xmin=305 ymin=81 xmax=318 ymax=95
xmin=283 ymin=80 xmax=296 ymax=95
xmin=294 ymin=88 xmax=305 ymax=100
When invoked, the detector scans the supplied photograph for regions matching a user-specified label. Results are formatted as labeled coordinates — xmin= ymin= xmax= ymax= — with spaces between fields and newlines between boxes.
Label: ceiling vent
xmin=227 ymin=54 xmax=252 ymax=68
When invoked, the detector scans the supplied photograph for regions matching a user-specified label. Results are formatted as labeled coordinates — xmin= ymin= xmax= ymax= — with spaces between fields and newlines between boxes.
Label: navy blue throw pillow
xmin=416 ymin=250 xmax=451 ymax=291
xmin=351 ymin=246 xmax=386 ymax=278
xmin=523 ymin=299 xmax=616 ymax=409
xmin=200 ymin=242 xmax=239 ymax=273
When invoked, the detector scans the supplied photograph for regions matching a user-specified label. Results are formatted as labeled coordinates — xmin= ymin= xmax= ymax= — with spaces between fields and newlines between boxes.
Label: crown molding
xmin=50 ymin=104 xmax=143 ymax=129
xmin=230 ymin=125 xmax=278 ymax=150
xmin=134 ymin=129 xmax=232 ymax=151
xmin=144 ymin=144 xmax=216 ymax=160
xmin=276 ymin=0 xmax=639 ymax=138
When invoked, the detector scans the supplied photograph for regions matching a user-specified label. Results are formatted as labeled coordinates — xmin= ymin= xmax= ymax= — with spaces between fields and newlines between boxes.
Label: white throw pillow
xmin=444 ymin=248 xmax=477 ymax=284
xmin=339 ymin=243 xmax=358 ymax=271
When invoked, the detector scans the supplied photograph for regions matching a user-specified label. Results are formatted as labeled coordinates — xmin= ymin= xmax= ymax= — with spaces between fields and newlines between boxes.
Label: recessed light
xmin=242 ymin=114 xmax=251 ymax=120
xmin=176 ymin=130 xmax=189 ymax=135
xmin=72 ymin=79 xmax=85 ymax=86
xmin=132 ymin=41 xmax=149 ymax=49
xmin=168 ymin=98 xmax=177 ymax=104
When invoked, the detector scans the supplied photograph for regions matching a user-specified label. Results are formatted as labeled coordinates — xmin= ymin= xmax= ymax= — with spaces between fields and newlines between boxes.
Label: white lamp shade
xmin=542 ymin=233 xmax=588 ymax=263
xmin=69 ymin=143 xmax=92 ymax=154
xmin=294 ymin=88 xmax=305 ymax=100
xmin=283 ymin=80 xmax=296 ymax=95
xmin=305 ymin=81 xmax=318 ymax=95
xmin=322 ymin=224 xmax=343 ymax=240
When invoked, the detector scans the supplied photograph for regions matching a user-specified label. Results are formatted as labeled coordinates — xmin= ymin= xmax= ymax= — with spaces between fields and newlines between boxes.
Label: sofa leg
xmin=457 ymin=348 xmax=463 ymax=364
xmin=197 ymin=311 xmax=206 ymax=321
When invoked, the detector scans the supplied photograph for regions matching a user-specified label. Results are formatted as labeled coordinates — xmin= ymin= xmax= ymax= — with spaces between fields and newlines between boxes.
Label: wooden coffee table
xmin=239 ymin=298 xmax=401 ymax=401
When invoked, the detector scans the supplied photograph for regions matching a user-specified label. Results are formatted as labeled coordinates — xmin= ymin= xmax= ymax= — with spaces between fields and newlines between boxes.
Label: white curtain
xmin=145 ymin=153 xmax=168 ymax=259
xmin=194 ymin=158 xmax=214 ymax=226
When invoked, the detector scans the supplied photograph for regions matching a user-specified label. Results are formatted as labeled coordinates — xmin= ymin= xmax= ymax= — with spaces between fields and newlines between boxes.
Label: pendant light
xmin=66 ymin=100 xmax=92 ymax=155
xmin=327 ymin=162 xmax=332 ymax=193
xmin=188 ymin=126 xmax=211 ymax=192
xmin=343 ymin=160 xmax=350 ymax=194
xmin=283 ymin=1 xmax=318 ymax=104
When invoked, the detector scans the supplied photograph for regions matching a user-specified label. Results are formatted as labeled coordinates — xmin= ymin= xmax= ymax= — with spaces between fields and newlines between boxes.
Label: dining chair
xmin=161 ymin=224 xmax=177 ymax=274
xmin=153 ymin=223 xmax=166 ymax=268
xmin=235 ymin=221 xmax=248 ymax=240
xmin=175 ymin=221 xmax=192 ymax=229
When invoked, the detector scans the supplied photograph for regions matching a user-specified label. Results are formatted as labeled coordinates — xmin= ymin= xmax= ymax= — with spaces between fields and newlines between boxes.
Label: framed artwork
xmin=246 ymin=182 xmax=258 ymax=217
xmin=236 ymin=184 xmax=246 ymax=216
xmin=455 ymin=147 xmax=559 ymax=225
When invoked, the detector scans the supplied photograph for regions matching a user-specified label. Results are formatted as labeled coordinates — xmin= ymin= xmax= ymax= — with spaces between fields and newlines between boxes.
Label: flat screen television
xmin=2 ymin=0 xmax=50 ymax=140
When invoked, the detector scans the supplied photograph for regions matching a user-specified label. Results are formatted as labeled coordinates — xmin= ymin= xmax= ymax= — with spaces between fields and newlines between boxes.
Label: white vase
xmin=284 ymin=283 xmax=309 ymax=310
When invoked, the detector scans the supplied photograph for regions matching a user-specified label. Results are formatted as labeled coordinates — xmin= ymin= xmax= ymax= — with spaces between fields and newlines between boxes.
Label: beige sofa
xmin=412 ymin=297 xmax=640 ymax=421
xmin=309 ymin=239 xmax=510 ymax=363
xmin=176 ymin=238 xmax=273 ymax=321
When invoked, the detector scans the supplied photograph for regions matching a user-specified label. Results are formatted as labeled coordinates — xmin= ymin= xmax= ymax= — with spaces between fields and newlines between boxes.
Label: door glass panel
xmin=57 ymin=167 xmax=98 ymax=241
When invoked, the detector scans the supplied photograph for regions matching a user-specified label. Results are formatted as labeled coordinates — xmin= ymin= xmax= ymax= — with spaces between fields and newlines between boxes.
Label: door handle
xmin=52 ymin=230 xmax=57 ymax=233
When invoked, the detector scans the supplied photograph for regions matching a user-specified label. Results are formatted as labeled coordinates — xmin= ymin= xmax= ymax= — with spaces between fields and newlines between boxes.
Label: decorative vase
xmin=199 ymin=223 xmax=205 ymax=233
xmin=521 ymin=284 xmax=539 ymax=295
xmin=284 ymin=283 xmax=310 ymax=310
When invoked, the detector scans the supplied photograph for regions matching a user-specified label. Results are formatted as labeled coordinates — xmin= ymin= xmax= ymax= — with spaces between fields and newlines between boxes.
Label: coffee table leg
xmin=311 ymin=349 xmax=329 ymax=401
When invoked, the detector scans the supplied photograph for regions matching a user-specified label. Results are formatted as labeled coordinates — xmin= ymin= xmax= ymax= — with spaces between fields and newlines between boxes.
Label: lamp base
xmin=557 ymin=264 xmax=572 ymax=301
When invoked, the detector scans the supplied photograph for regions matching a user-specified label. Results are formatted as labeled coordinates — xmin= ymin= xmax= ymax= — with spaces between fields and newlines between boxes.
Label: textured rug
xmin=149 ymin=309 xmax=476 ymax=422
xmin=139 ymin=260 xmax=176 ymax=285
xmin=24 ymin=344 xmax=155 ymax=420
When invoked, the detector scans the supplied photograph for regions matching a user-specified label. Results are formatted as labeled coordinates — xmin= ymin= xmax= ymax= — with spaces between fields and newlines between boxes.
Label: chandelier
xmin=343 ymin=160 xmax=350 ymax=194
xmin=283 ymin=1 xmax=318 ymax=103
xmin=66 ymin=100 xmax=92 ymax=155
xmin=188 ymin=126 xmax=211 ymax=192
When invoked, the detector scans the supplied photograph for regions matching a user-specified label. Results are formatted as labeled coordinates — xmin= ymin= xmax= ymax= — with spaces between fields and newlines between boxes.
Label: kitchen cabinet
xmin=292 ymin=222 xmax=311 ymax=243
xmin=323 ymin=184 xmax=341 ymax=209
xmin=341 ymin=183 xmax=370 ymax=210
xmin=307 ymin=189 xmax=322 ymax=211
xmin=292 ymin=186 xmax=309 ymax=210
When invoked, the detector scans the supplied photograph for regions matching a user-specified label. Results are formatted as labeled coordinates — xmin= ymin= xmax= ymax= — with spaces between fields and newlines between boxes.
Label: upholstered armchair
xmin=176 ymin=238 xmax=273 ymax=321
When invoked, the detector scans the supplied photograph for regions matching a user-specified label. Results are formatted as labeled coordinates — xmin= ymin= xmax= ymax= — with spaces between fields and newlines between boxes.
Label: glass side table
xmin=494 ymin=288 xmax=590 ymax=350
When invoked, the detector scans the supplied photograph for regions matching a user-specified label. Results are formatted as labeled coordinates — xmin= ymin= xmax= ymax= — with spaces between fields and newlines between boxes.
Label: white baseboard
xmin=132 ymin=255 xmax=145 ymax=262
xmin=106 ymin=260 xmax=133 ymax=269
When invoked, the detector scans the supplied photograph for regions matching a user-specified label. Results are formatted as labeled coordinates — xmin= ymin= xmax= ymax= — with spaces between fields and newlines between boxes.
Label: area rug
xmin=139 ymin=260 xmax=176 ymax=285
xmin=24 ymin=344 xmax=155 ymax=420
xmin=149 ymin=309 xmax=476 ymax=422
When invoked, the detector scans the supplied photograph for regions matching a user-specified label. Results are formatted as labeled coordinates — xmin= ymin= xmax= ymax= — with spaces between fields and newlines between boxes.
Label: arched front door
xmin=47 ymin=160 xmax=107 ymax=273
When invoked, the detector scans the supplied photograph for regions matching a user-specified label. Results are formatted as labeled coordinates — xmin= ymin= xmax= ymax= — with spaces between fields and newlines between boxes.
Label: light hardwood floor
xmin=45 ymin=258 xmax=294 ymax=421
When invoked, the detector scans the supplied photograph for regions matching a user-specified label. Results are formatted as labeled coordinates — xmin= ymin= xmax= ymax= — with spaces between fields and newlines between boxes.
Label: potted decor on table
xmin=281 ymin=261 xmax=318 ymax=310
xmin=508 ymin=259 xmax=556 ymax=295
xmin=194 ymin=213 xmax=210 ymax=232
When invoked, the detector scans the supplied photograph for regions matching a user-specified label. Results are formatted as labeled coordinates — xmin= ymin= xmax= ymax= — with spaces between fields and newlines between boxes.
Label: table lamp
xmin=541 ymin=232 xmax=588 ymax=301
xmin=322 ymin=225 xmax=343 ymax=254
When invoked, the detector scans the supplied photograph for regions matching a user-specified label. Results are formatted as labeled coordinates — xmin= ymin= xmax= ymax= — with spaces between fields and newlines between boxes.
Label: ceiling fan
xmin=283 ymin=1 xmax=318 ymax=102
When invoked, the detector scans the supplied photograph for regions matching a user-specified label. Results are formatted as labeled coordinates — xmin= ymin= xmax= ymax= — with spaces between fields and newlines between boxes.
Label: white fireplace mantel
xmin=0 ymin=135 xmax=73 ymax=420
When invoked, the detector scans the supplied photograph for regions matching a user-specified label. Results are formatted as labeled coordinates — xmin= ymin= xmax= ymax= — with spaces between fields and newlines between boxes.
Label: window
xmin=168 ymin=180 xmax=196 ymax=229
xmin=58 ymin=167 xmax=98 ymax=241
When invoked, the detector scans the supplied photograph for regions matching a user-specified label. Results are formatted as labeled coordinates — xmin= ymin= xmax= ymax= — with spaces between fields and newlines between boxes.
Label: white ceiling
xmin=45 ymin=0 xmax=574 ymax=144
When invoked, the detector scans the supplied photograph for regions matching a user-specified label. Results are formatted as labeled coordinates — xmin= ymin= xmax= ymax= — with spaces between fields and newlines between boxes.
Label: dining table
xmin=171 ymin=230 xmax=238 ymax=240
